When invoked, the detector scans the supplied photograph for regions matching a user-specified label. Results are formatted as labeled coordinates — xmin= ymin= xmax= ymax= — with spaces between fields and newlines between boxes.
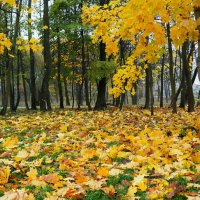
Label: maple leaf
xmin=2 ymin=136 xmax=18 ymax=149
xmin=15 ymin=149 xmax=29 ymax=161
xmin=0 ymin=166 xmax=10 ymax=185
xmin=26 ymin=167 xmax=37 ymax=181
xmin=126 ymin=186 xmax=137 ymax=199
xmin=42 ymin=174 xmax=61 ymax=184
xmin=97 ymin=167 xmax=109 ymax=177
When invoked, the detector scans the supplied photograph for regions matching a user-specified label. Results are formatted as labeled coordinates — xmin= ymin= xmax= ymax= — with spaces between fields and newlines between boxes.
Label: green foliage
xmin=171 ymin=195 xmax=188 ymax=200
xmin=34 ymin=186 xmax=54 ymax=200
xmin=168 ymin=176 xmax=188 ymax=186
xmin=0 ymin=191 xmax=4 ymax=197
xmin=89 ymin=60 xmax=116 ymax=82
xmin=84 ymin=190 xmax=114 ymax=200
xmin=135 ymin=191 xmax=147 ymax=200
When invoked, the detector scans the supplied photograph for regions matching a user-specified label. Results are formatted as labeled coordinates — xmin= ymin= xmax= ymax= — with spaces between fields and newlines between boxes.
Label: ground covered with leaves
xmin=0 ymin=107 xmax=200 ymax=200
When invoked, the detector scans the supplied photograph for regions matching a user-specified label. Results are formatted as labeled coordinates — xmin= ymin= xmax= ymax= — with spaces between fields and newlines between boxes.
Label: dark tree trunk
xmin=28 ymin=0 xmax=37 ymax=110
xmin=13 ymin=50 xmax=21 ymax=111
xmin=194 ymin=7 xmax=200 ymax=82
xmin=81 ymin=29 xmax=91 ymax=110
xmin=9 ymin=0 xmax=22 ymax=112
xmin=132 ymin=83 xmax=138 ymax=105
xmin=0 ymin=13 xmax=10 ymax=115
xmin=182 ymin=41 xmax=195 ymax=112
xmin=40 ymin=0 xmax=51 ymax=111
xmin=0 ymin=50 xmax=10 ymax=115
xmin=94 ymin=41 xmax=107 ymax=110
xmin=160 ymin=54 xmax=165 ymax=107
xmin=64 ymin=77 xmax=70 ymax=106
xmin=20 ymin=51 xmax=29 ymax=110
xmin=144 ymin=68 xmax=150 ymax=109
xmin=149 ymin=66 xmax=154 ymax=115
xmin=166 ymin=23 xmax=177 ymax=113
xmin=57 ymin=29 xmax=64 ymax=109
xmin=72 ymin=81 xmax=75 ymax=109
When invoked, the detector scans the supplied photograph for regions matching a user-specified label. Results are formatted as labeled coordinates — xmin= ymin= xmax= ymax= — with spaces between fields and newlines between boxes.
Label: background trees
xmin=0 ymin=0 xmax=200 ymax=114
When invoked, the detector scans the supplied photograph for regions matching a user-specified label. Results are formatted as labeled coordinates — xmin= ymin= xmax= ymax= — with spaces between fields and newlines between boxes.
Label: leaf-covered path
xmin=0 ymin=107 xmax=200 ymax=199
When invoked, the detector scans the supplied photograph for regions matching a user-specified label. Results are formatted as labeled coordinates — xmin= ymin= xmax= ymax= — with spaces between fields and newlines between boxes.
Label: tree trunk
xmin=194 ymin=7 xmax=200 ymax=81
xmin=13 ymin=50 xmax=21 ymax=111
xmin=94 ymin=41 xmax=107 ymax=110
xmin=160 ymin=54 xmax=165 ymax=107
xmin=166 ymin=23 xmax=177 ymax=113
xmin=144 ymin=68 xmax=150 ymax=109
xmin=40 ymin=0 xmax=51 ymax=111
xmin=0 ymin=50 xmax=10 ymax=115
xmin=149 ymin=66 xmax=154 ymax=115
xmin=132 ymin=83 xmax=138 ymax=105
xmin=182 ymin=41 xmax=195 ymax=112
xmin=64 ymin=77 xmax=70 ymax=106
xmin=28 ymin=0 xmax=37 ymax=110
xmin=20 ymin=51 xmax=29 ymax=110
xmin=57 ymin=29 xmax=64 ymax=109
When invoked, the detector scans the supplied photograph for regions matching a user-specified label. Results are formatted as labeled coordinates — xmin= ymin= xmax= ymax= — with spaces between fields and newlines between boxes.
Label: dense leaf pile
xmin=0 ymin=107 xmax=199 ymax=199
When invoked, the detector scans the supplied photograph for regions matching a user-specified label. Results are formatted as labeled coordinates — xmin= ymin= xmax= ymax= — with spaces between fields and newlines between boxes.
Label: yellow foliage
xmin=0 ymin=166 xmax=10 ymax=185
xmin=82 ymin=0 xmax=199 ymax=98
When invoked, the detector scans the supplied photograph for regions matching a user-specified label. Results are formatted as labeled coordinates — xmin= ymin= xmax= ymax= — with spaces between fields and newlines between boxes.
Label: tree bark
xmin=166 ymin=23 xmax=177 ymax=113
xmin=160 ymin=54 xmax=165 ymax=107
xmin=182 ymin=41 xmax=195 ymax=112
xmin=40 ymin=0 xmax=52 ymax=111
xmin=28 ymin=0 xmax=37 ymax=110
xmin=94 ymin=41 xmax=107 ymax=110
xmin=194 ymin=7 xmax=200 ymax=81
xmin=57 ymin=28 xmax=64 ymax=109
xmin=144 ymin=68 xmax=150 ymax=109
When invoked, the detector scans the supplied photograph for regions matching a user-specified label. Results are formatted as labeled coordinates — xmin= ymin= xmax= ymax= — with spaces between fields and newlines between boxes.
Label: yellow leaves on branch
xmin=17 ymin=37 xmax=43 ymax=52
xmin=1 ymin=0 xmax=15 ymax=6
xmin=0 ymin=33 xmax=12 ymax=55
xmin=82 ymin=0 xmax=200 ymax=97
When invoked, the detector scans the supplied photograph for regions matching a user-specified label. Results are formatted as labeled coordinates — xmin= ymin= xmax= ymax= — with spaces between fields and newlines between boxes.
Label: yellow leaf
xmin=126 ymin=186 xmax=137 ymax=199
xmin=26 ymin=167 xmax=37 ymax=181
xmin=43 ymin=25 xmax=49 ymax=30
xmin=15 ymin=149 xmax=29 ymax=161
xmin=138 ymin=179 xmax=147 ymax=191
xmin=3 ymin=136 xmax=18 ymax=149
xmin=60 ymin=124 xmax=67 ymax=132
xmin=0 ymin=166 xmax=10 ymax=185
xmin=97 ymin=167 xmax=109 ymax=177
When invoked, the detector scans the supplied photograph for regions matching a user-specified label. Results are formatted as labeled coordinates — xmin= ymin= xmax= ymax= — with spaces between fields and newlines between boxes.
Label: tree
xmin=82 ymin=0 xmax=199 ymax=113
xmin=39 ymin=0 xmax=52 ymax=111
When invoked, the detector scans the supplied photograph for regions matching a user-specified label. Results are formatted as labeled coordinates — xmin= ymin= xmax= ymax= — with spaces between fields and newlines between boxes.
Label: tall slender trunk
xmin=0 ymin=50 xmax=10 ymax=115
xmin=40 ymin=0 xmax=51 ymax=111
xmin=182 ymin=41 xmax=195 ymax=112
xmin=13 ymin=50 xmax=21 ymax=111
xmin=94 ymin=41 xmax=107 ymax=110
xmin=9 ymin=0 xmax=22 ymax=112
xmin=57 ymin=28 xmax=64 ymax=109
xmin=194 ymin=7 xmax=200 ymax=81
xmin=160 ymin=54 xmax=165 ymax=107
xmin=166 ymin=23 xmax=177 ymax=113
xmin=28 ymin=0 xmax=37 ymax=110
xmin=20 ymin=51 xmax=29 ymax=110
xmin=81 ymin=29 xmax=91 ymax=110
xmin=144 ymin=68 xmax=150 ymax=109
xmin=94 ymin=0 xmax=108 ymax=110
xmin=149 ymin=66 xmax=154 ymax=115
xmin=132 ymin=83 xmax=138 ymax=105
xmin=64 ymin=77 xmax=70 ymax=106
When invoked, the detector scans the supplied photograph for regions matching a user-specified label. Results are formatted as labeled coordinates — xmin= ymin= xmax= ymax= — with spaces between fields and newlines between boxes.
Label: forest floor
xmin=0 ymin=107 xmax=200 ymax=200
